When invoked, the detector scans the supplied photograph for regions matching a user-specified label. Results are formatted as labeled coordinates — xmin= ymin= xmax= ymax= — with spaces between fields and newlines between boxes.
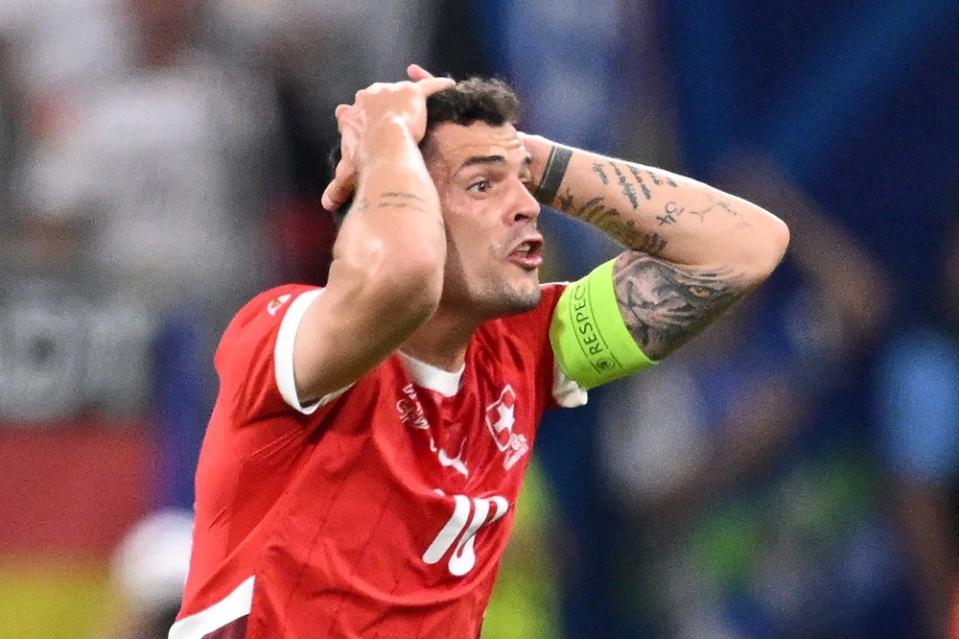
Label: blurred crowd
xmin=2 ymin=1 xmax=959 ymax=638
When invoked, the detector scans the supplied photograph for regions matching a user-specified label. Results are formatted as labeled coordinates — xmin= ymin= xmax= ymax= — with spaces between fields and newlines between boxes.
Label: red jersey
xmin=171 ymin=283 xmax=586 ymax=638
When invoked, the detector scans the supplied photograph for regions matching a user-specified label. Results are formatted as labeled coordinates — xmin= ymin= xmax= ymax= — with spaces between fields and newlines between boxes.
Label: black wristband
xmin=535 ymin=145 xmax=572 ymax=205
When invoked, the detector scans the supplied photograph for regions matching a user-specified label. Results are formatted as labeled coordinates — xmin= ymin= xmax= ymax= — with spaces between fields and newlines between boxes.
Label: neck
xmin=401 ymin=304 xmax=484 ymax=372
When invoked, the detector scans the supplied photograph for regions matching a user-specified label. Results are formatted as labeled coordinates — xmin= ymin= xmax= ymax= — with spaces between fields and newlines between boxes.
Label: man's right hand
xmin=297 ymin=69 xmax=451 ymax=408
xmin=322 ymin=71 xmax=454 ymax=212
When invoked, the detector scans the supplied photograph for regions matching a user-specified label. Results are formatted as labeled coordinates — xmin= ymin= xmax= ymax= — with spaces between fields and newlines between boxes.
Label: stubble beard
xmin=483 ymin=238 xmax=541 ymax=316
xmin=442 ymin=266 xmax=540 ymax=320
xmin=478 ymin=267 xmax=541 ymax=317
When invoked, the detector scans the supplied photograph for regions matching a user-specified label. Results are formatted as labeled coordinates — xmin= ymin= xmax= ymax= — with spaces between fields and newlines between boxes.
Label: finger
xmin=321 ymin=181 xmax=343 ymax=211
xmin=322 ymin=178 xmax=352 ymax=212
xmin=335 ymin=105 xmax=359 ymax=134
xmin=322 ymin=160 xmax=357 ymax=211
xmin=417 ymin=76 xmax=455 ymax=97
xmin=406 ymin=63 xmax=435 ymax=82
xmin=334 ymin=157 xmax=356 ymax=183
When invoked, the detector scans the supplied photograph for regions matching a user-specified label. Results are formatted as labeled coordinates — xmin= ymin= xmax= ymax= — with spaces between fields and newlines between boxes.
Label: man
xmin=171 ymin=65 xmax=789 ymax=638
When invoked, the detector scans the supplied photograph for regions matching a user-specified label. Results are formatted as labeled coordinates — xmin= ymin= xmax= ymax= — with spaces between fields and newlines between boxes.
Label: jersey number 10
xmin=422 ymin=494 xmax=509 ymax=576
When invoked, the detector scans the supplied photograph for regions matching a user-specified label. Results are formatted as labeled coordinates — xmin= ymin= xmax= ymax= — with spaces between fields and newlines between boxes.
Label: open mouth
xmin=507 ymin=237 xmax=544 ymax=270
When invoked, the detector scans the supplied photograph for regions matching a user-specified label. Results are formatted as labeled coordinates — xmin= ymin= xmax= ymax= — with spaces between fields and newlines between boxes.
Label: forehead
xmin=425 ymin=122 xmax=528 ymax=173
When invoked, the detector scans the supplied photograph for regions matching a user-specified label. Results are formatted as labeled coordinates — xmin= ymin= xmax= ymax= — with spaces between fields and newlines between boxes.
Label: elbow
xmin=764 ymin=215 xmax=791 ymax=273
xmin=742 ymin=213 xmax=791 ymax=286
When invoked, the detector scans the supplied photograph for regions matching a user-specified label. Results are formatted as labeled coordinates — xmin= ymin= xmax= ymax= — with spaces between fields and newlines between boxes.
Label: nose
xmin=512 ymin=180 xmax=541 ymax=224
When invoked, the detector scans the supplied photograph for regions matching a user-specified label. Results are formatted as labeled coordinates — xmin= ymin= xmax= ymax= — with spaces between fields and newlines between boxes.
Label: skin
xmin=401 ymin=121 xmax=545 ymax=369
xmin=303 ymin=64 xmax=789 ymax=401
xmin=407 ymin=65 xmax=789 ymax=362
xmin=519 ymin=132 xmax=789 ymax=360
xmin=424 ymin=122 xmax=541 ymax=316
xmin=293 ymin=73 xmax=454 ymax=402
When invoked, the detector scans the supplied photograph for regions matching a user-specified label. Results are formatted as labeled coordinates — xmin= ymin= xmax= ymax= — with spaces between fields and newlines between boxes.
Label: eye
xmin=468 ymin=179 xmax=490 ymax=193
xmin=687 ymin=285 xmax=714 ymax=299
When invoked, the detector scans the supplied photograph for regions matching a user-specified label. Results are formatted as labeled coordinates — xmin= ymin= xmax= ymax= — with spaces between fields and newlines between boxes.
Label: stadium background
xmin=1 ymin=1 xmax=958 ymax=637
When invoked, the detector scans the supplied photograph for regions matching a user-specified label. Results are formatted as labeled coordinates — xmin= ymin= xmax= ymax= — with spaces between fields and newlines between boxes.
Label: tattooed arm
xmin=523 ymin=134 xmax=789 ymax=359
xmin=294 ymin=76 xmax=454 ymax=403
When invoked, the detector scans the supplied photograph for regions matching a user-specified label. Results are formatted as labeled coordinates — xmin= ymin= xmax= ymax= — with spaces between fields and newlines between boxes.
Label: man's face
xmin=424 ymin=122 xmax=544 ymax=318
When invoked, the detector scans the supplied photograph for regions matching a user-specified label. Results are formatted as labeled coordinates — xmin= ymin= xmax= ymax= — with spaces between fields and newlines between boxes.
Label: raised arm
xmin=292 ymin=76 xmax=454 ymax=404
xmin=523 ymin=135 xmax=790 ymax=360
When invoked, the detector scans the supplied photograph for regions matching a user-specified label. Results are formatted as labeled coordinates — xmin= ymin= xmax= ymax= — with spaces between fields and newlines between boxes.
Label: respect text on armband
xmin=570 ymin=281 xmax=618 ymax=375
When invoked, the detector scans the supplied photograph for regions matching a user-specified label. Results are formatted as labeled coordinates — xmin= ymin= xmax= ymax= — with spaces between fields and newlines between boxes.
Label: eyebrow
xmin=454 ymin=154 xmax=533 ymax=176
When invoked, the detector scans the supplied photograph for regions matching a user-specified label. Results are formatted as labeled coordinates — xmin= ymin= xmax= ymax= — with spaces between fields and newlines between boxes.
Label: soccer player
xmin=170 ymin=64 xmax=789 ymax=638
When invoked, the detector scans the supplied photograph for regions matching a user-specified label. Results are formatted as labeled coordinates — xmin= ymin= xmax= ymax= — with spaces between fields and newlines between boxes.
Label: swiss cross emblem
xmin=485 ymin=385 xmax=517 ymax=452
xmin=484 ymin=385 xmax=529 ymax=470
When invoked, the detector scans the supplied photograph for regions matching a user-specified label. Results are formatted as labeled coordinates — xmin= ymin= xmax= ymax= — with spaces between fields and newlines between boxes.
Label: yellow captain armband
xmin=549 ymin=259 xmax=656 ymax=389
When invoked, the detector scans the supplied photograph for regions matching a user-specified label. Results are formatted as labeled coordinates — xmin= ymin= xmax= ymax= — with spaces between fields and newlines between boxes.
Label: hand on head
xmin=406 ymin=63 xmax=435 ymax=82
xmin=322 ymin=64 xmax=451 ymax=211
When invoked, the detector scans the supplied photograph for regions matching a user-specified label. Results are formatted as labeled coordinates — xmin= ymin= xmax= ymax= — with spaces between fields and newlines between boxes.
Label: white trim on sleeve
xmin=168 ymin=576 xmax=254 ymax=639
xmin=273 ymin=288 xmax=351 ymax=414
xmin=552 ymin=358 xmax=588 ymax=408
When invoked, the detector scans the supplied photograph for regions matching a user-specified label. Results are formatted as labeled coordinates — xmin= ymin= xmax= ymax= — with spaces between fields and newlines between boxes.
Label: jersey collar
xmin=398 ymin=352 xmax=464 ymax=397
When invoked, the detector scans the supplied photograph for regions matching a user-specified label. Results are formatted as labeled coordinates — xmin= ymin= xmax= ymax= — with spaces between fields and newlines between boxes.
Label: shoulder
xmin=213 ymin=283 xmax=350 ymax=418
xmin=216 ymin=284 xmax=322 ymax=365
xmin=232 ymin=283 xmax=319 ymax=320
xmin=478 ymin=282 xmax=588 ymax=409
xmin=223 ymin=284 xmax=320 ymax=333
xmin=538 ymin=282 xmax=568 ymax=303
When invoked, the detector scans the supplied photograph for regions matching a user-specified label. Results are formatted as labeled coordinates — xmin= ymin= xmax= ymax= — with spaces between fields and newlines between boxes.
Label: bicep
xmin=613 ymin=251 xmax=749 ymax=360
xmin=548 ymin=261 xmax=655 ymax=390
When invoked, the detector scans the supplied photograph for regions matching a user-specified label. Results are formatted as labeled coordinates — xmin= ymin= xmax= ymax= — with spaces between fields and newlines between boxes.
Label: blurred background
xmin=1 ymin=1 xmax=958 ymax=637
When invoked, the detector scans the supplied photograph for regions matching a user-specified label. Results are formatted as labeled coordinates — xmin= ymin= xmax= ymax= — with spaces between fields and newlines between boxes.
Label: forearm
xmin=297 ymin=125 xmax=445 ymax=400
xmin=320 ymin=124 xmax=445 ymax=385
xmin=293 ymin=75 xmax=455 ymax=403
xmin=335 ymin=121 xmax=446 ymax=302
xmin=526 ymin=136 xmax=789 ymax=283
xmin=527 ymin=135 xmax=789 ymax=360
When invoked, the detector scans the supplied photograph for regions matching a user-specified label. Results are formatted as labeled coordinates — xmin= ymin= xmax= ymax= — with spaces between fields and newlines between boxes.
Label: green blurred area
xmin=0 ymin=558 xmax=118 ymax=639
xmin=483 ymin=461 xmax=563 ymax=639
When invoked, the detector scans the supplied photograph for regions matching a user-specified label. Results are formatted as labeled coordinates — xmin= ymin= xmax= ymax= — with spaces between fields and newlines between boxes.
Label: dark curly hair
xmin=422 ymin=76 xmax=521 ymax=134
xmin=328 ymin=76 xmax=522 ymax=217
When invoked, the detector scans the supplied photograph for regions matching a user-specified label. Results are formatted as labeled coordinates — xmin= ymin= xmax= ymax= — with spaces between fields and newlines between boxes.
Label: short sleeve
xmin=215 ymin=285 xmax=347 ymax=420
xmin=552 ymin=357 xmax=588 ymax=408
xmin=875 ymin=329 xmax=959 ymax=482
